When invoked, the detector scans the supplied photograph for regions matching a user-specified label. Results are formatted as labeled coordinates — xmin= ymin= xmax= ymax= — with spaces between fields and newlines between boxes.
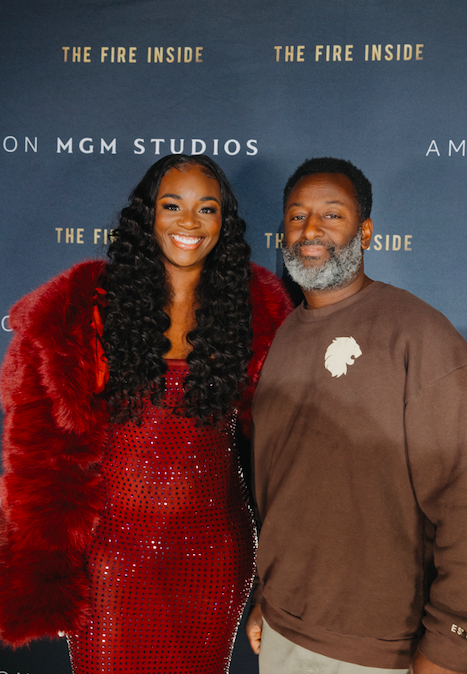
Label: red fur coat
xmin=0 ymin=260 xmax=291 ymax=647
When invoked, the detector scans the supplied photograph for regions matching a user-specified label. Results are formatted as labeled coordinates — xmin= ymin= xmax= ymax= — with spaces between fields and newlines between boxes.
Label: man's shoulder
xmin=375 ymin=283 xmax=462 ymax=336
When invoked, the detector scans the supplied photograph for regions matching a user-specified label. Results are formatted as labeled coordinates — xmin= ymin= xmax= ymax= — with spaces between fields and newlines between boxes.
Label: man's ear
xmin=361 ymin=218 xmax=373 ymax=250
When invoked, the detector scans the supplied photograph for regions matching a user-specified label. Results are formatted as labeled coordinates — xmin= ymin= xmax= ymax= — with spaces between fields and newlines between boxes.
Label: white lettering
xmin=57 ymin=137 xmax=73 ymax=153
xmin=170 ymin=138 xmax=184 ymax=154
xmin=191 ymin=138 xmax=206 ymax=155
xmin=449 ymin=140 xmax=465 ymax=156
xmin=134 ymin=138 xmax=145 ymax=154
xmin=151 ymin=139 xmax=165 ymax=154
xmin=224 ymin=139 xmax=240 ymax=156
xmin=426 ymin=140 xmax=440 ymax=156
xmin=3 ymin=136 xmax=18 ymax=152
xmin=246 ymin=139 xmax=258 ymax=155
xmin=79 ymin=138 xmax=94 ymax=154
xmin=25 ymin=137 xmax=38 ymax=152
xmin=100 ymin=138 xmax=116 ymax=154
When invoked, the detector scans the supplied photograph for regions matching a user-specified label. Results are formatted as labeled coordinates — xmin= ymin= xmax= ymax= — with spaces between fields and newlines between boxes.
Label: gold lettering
xmin=276 ymin=233 xmax=284 ymax=249
xmin=333 ymin=45 xmax=342 ymax=61
xmin=195 ymin=47 xmax=203 ymax=62
xmin=345 ymin=45 xmax=353 ymax=61
xmin=404 ymin=44 xmax=412 ymax=60
xmin=373 ymin=234 xmax=382 ymax=251
xmin=184 ymin=47 xmax=192 ymax=62
xmin=297 ymin=45 xmax=305 ymax=61
xmin=62 ymin=47 xmax=70 ymax=62
xmin=56 ymin=227 xmax=63 ymax=243
xmin=285 ymin=46 xmax=294 ymax=61
xmin=365 ymin=44 xmax=369 ymax=61
xmin=416 ymin=44 xmax=423 ymax=60
xmin=72 ymin=47 xmax=81 ymax=62
xmin=392 ymin=235 xmax=401 ymax=251
xmin=77 ymin=228 xmax=84 ymax=244
xmin=385 ymin=44 xmax=393 ymax=61
xmin=66 ymin=228 xmax=74 ymax=244
xmin=315 ymin=45 xmax=323 ymax=61
xmin=372 ymin=44 xmax=381 ymax=61
xmin=404 ymin=235 xmax=412 ymax=251
xmin=84 ymin=47 xmax=91 ymax=63
xmin=166 ymin=47 xmax=175 ymax=63
xmin=274 ymin=46 xmax=282 ymax=61
xmin=117 ymin=47 xmax=126 ymax=63
xmin=265 ymin=233 xmax=273 ymax=248
xmin=101 ymin=47 xmax=109 ymax=62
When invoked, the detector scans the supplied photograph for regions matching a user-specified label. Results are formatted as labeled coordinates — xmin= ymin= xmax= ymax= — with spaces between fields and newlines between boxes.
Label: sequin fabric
xmin=67 ymin=360 xmax=256 ymax=673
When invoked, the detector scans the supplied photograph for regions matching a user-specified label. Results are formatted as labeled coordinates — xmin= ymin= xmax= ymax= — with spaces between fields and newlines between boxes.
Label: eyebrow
xmin=286 ymin=199 xmax=345 ymax=210
xmin=158 ymin=193 xmax=221 ymax=205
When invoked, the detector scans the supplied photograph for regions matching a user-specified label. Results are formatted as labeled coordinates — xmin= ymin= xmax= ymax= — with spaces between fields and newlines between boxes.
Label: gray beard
xmin=282 ymin=228 xmax=363 ymax=292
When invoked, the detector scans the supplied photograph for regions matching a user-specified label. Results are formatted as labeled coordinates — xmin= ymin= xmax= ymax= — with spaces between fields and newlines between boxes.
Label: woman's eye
xmin=163 ymin=203 xmax=179 ymax=211
xmin=200 ymin=206 xmax=218 ymax=214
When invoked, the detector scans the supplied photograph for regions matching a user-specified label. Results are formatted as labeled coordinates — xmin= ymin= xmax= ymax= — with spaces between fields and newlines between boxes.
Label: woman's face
xmin=154 ymin=164 xmax=222 ymax=274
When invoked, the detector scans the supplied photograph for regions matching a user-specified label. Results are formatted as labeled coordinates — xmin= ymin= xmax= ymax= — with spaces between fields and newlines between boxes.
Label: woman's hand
xmin=245 ymin=604 xmax=263 ymax=655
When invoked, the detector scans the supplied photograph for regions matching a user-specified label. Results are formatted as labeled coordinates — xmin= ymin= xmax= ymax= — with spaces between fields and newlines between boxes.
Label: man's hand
xmin=245 ymin=603 xmax=263 ymax=655
xmin=410 ymin=651 xmax=464 ymax=674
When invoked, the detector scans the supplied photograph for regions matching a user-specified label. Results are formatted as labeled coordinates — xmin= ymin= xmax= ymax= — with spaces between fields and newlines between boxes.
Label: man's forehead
xmin=288 ymin=172 xmax=358 ymax=205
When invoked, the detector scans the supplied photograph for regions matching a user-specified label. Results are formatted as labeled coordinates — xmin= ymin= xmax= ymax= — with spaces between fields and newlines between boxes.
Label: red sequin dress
xmin=67 ymin=360 xmax=256 ymax=673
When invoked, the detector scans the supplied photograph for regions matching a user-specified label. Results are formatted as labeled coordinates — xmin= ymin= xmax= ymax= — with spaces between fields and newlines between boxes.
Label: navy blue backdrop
xmin=1 ymin=0 xmax=467 ymax=671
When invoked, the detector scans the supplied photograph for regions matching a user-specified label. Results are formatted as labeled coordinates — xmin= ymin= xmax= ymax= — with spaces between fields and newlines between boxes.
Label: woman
xmin=0 ymin=154 xmax=291 ymax=673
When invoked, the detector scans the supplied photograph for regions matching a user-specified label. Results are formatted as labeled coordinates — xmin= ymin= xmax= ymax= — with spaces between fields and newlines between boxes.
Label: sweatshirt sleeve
xmin=405 ymin=365 xmax=467 ymax=672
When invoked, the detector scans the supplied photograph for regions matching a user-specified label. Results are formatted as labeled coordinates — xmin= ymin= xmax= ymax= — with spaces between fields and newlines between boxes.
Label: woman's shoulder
xmin=9 ymin=260 xmax=106 ymax=335
xmin=249 ymin=262 xmax=293 ymax=327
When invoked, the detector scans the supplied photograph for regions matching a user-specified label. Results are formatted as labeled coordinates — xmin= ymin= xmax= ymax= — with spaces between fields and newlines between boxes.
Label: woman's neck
xmin=163 ymin=265 xmax=201 ymax=359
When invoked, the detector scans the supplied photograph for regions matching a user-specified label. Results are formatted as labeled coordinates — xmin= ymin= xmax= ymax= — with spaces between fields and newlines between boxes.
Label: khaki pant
xmin=259 ymin=619 xmax=410 ymax=674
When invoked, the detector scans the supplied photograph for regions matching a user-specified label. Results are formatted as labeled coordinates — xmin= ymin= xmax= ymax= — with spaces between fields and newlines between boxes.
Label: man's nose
xmin=303 ymin=215 xmax=324 ymax=239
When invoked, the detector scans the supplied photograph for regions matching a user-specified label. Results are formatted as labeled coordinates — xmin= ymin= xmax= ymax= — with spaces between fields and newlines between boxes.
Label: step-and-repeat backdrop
xmin=1 ymin=0 xmax=466 ymax=671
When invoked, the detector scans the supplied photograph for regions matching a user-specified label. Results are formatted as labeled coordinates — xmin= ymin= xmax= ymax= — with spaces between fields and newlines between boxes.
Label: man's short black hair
xmin=283 ymin=157 xmax=372 ymax=222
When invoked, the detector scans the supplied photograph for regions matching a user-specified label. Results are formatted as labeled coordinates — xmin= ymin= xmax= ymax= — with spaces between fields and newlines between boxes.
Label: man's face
xmin=282 ymin=172 xmax=372 ymax=292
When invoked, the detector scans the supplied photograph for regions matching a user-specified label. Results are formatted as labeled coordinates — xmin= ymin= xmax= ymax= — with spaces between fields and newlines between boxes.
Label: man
xmin=246 ymin=157 xmax=467 ymax=674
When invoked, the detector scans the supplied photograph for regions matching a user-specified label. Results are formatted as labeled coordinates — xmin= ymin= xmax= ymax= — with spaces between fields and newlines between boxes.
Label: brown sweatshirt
xmin=252 ymin=281 xmax=467 ymax=671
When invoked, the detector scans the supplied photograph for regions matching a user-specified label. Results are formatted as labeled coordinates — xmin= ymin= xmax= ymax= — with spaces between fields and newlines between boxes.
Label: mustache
xmin=287 ymin=239 xmax=336 ymax=254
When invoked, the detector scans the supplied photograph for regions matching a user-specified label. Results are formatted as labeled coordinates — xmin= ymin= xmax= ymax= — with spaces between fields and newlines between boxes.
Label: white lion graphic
xmin=324 ymin=337 xmax=362 ymax=378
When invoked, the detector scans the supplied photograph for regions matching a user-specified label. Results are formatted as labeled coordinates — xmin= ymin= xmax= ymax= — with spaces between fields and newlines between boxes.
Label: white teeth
xmin=171 ymin=234 xmax=202 ymax=244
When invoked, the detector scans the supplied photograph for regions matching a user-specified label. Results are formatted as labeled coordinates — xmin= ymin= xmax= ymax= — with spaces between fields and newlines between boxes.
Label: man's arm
xmin=405 ymin=365 xmax=467 ymax=671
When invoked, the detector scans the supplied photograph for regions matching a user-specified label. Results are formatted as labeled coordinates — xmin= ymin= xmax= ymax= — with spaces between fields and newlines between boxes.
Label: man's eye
xmin=325 ymin=213 xmax=341 ymax=219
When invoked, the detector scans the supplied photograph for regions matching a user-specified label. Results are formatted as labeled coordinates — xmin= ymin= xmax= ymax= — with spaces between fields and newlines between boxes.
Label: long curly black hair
xmin=101 ymin=154 xmax=252 ymax=425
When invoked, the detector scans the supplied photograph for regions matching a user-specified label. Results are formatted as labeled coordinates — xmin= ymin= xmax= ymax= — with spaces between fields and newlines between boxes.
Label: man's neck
xmin=302 ymin=271 xmax=373 ymax=310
